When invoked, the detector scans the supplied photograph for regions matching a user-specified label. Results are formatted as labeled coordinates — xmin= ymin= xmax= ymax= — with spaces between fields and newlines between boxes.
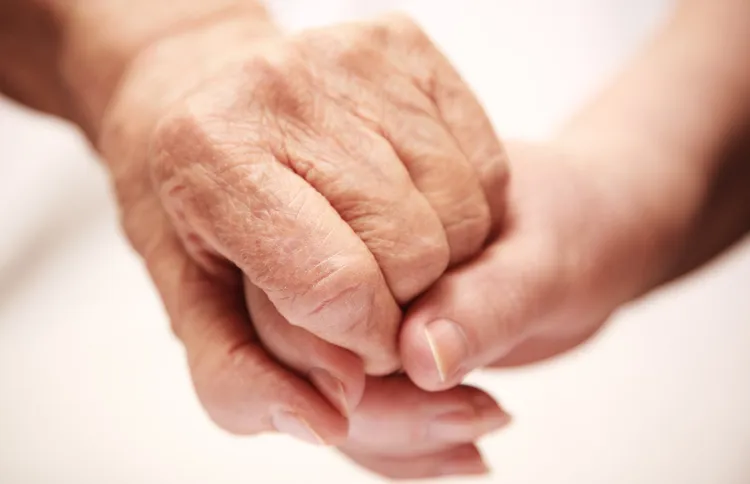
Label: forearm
xmin=558 ymin=0 xmax=750 ymax=296
xmin=0 ymin=0 xmax=278 ymax=138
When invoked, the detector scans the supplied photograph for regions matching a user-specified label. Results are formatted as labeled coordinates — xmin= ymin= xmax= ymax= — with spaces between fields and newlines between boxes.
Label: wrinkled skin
xmin=3 ymin=0 xmax=747 ymax=479
xmin=347 ymin=138 xmax=673 ymax=477
xmin=95 ymin=8 xmax=685 ymax=476
xmin=96 ymin=8 xmax=685 ymax=478
xmin=98 ymin=13 xmax=510 ymax=479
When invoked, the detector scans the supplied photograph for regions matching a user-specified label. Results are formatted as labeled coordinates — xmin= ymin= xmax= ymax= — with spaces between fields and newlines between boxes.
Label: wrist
xmin=558 ymin=132 xmax=705 ymax=304
xmin=54 ymin=0 xmax=279 ymax=139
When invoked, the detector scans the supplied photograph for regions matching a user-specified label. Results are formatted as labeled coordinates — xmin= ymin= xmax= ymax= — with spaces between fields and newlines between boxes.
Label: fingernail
xmin=429 ymin=411 xmax=510 ymax=442
xmin=309 ymin=368 xmax=350 ymax=416
xmin=428 ymin=395 xmax=512 ymax=442
xmin=471 ymin=392 xmax=502 ymax=411
xmin=424 ymin=319 xmax=469 ymax=382
xmin=271 ymin=410 xmax=326 ymax=445
xmin=440 ymin=453 xmax=489 ymax=476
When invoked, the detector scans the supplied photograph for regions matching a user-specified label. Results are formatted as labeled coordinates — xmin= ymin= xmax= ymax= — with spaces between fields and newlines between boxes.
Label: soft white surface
xmin=2 ymin=1 xmax=749 ymax=483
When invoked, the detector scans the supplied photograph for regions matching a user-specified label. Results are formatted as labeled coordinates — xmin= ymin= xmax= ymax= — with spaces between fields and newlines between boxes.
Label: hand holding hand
xmin=99 ymin=11 xmax=507 ymax=451
xmin=400 ymin=138 xmax=686 ymax=390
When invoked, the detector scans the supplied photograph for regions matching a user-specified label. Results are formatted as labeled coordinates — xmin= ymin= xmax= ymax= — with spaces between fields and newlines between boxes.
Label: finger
xmin=487 ymin=324 xmax=604 ymax=368
xmin=342 ymin=376 xmax=510 ymax=457
xmin=429 ymin=54 xmax=509 ymax=233
xmin=131 ymin=200 xmax=348 ymax=444
xmin=150 ymin=108 xmax=401 ymax=375
xmin=378 ymin=84 xmax=493 ymax=265
xmin=400 ymin=238 xmax=565 ymax=391
xmin=368 ymin=13 xmax=509 ymax=231
xmin=246 ymin=279 xmax=365 ymax=417
xmin=276 ymin=114 xmax=451 ymax=303
xmin=261 ymin=70 xmax=451 ymax=302
xmin=300 ymin=24 xmax=494 ymax=266
xmin=343 ymin=443 xmax=488 ymax=480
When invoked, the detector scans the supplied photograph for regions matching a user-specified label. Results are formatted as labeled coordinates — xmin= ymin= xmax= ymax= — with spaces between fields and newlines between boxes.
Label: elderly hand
xmin=99 ymin=9 xmax=507 ymax=459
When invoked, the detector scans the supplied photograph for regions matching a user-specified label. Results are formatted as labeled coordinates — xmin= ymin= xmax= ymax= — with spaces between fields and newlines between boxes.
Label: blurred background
xmin=1 ymin=0 xmax=749 ymax=482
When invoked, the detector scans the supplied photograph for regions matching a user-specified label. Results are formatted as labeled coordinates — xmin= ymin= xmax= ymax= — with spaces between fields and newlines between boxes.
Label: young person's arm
xmin=399 ymin=0 xmax=750 ymax=392
xmin=559 ymin=0 xmax=750 ymax=289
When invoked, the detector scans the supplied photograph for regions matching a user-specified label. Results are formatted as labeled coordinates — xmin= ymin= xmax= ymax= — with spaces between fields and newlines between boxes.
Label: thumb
xmin=399 ymin=237 xmax=566 ymax=391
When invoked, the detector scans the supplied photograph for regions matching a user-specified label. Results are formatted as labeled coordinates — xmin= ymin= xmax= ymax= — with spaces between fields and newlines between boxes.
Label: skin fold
xmin=1 ymin=0 xmax=749 ymax=479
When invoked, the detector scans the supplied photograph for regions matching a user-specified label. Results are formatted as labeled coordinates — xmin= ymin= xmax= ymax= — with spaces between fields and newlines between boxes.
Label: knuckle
xmin=148 ymin=102 xmax=276 ymax=242
xmin=148 ymin=105 xmax=211 ymax=188
xmin=300 ymin=256 xmax=381 ymax=334
xmin=251 ymin=54 xmax=316 ymax=123
xmin=298 ymin=26 xmax=380 ymax=76
xmin=485 ymin=154 xmax=511 ymax=200
xmin=336 ymin=41 xmax=379 ymax=74
xmin=378 ymin=12 xmax=427 ymax=44
xmin=410 ymin=230 xmax=452 ymax=274
xmin=471 ymin=145 xmax=510 ymax=229
xmin=303 ymin=13 xmax=430 ymax=73
xmin=369 ymin=13 xmax=436 ymax=92
xmin=473 ymin=138 xmax=511 ymax=189
xmin=443 ymin=197 xmax=493 ymax=259
xmin=386 ymin=226 xmax=450 ymax=300
xmin=245 ymin=54 xmax=285 ymax=85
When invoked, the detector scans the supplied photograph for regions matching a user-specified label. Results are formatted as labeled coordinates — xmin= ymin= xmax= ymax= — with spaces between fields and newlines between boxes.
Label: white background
xmin=1 ymin=1 xmax=749 ymax=483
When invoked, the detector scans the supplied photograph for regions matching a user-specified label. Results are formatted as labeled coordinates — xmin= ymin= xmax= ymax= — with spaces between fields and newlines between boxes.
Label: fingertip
xmin=309 ymin=355 xmax=366 ymax=417
xmin=437 ymin=444 xmax=490 ymax=477
xmin=272 ymin=256 xmax=403 ymax=376
xmin=400 ymin=248 xmax=536 ymax=391
xmin=400 ymin=314 xmax=468 ymax=392
xmin=247 ymin=280 xmax=367 ymax=417
xmin=272 ymin=384 xmax=351 ymax=447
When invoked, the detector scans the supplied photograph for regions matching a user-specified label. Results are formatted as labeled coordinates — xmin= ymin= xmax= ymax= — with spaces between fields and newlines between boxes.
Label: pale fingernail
xmin=428 ymin=400 xmax=512 ymax=442
xmin=309 ymin=368 xmax=350 ymax=416
xmin=424 ymin=319 xmax=469 ymax=382
xmin=471 ymin=392 xmax=502 ymax=411
xmin=429 ymin=411 xmax=510 ymax=442
xmin=271 ymin=410 xmax=326 ymax=445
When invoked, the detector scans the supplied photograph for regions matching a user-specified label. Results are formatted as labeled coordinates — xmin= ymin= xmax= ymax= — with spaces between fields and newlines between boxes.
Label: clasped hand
xmin=100 ymin=13 xmax=637 ymax=479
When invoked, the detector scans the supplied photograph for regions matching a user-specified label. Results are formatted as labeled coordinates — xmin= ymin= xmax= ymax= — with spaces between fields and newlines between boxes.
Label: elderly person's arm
xmin=0 ymin=1 xmax=278 ymax=135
